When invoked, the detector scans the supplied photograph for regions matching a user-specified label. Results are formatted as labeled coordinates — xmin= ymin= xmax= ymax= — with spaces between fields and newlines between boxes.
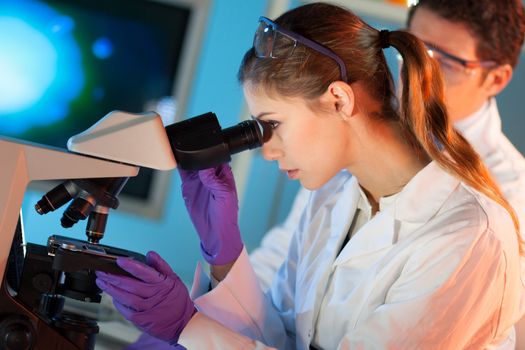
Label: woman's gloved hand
xmin=179 ymin=163 xmax=243 ymax=265
xmin=95 ymin=251 xmax=196 ymax=345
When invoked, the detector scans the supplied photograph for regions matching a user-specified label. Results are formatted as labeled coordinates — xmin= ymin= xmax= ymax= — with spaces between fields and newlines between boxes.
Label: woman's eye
xmin=267 ymin=120 xmax=280 ymax=129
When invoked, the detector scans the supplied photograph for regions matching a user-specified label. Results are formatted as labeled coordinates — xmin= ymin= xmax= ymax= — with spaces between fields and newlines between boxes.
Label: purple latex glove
xmin=125 ymin=332 xmax=186 ymax=350
xmin=95 ymin=251 xmax=195 ymax=344
xmin=179 ymin=163 xmax=243 ymax=265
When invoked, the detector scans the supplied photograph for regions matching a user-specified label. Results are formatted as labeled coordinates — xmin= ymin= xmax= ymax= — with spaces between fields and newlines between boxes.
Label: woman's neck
xmin=349 ymin=121 xmax=430 ymax=211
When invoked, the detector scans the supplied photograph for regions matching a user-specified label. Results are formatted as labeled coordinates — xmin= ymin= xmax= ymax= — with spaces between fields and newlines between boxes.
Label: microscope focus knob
xmin=0 ymin=315 xmax=36 ymax=350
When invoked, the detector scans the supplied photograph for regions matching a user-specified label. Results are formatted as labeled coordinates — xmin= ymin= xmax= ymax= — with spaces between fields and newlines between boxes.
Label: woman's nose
xmin=261 ymin=141 xmax=282 ymax=161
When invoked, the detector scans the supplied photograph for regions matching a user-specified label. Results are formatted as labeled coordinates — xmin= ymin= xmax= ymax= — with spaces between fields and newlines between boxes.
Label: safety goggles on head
xmin=253 ymin=16 xmax=348 ymax=83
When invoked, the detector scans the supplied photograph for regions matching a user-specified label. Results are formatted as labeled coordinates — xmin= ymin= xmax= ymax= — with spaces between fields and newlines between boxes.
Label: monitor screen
xmin=0 ymin=0 xmax=209 ymax=218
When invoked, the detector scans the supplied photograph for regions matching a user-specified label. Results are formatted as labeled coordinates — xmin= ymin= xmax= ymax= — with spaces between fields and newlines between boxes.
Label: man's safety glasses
xmin=253 ymin=16 xmax=348 ymax=83
xmin=424 ymin=42 xmax=497 ymax=75
xmin=397 ymin=41 xmax=497 ymax=84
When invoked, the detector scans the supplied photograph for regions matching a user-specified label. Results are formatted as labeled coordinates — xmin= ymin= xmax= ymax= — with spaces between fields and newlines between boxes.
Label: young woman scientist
xmin=95 ymin=3 xmax=524 ymax=349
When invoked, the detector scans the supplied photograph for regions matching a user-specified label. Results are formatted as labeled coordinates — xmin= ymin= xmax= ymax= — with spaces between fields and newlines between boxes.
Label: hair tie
xmin=379 ymin=30 xmax=390 ymax=49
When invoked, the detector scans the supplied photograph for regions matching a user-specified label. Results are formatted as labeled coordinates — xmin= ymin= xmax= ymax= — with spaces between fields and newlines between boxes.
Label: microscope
xmin=0 ymin=111 xmax=270 ymax=349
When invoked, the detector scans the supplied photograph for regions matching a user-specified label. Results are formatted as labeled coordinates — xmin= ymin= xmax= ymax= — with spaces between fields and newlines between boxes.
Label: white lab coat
xmin=456 ymin=100 xmax=525 ymax=349
xmin=250 ymin=187 xmax=311 ymax=290
xmin=180 ymin=161 xmax=523 ymax=349
xmin=455 ymin=101 xmax=525 ymax=348
xmin=249 ymin=99 xmax=525 ymax=293
xmin=248 ymin=100 xmax=525 ymax=347
xmin=454 ymin=99 xmax=525 ymax=229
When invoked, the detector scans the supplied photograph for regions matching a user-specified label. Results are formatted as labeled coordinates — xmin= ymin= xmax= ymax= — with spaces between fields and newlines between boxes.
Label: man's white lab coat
xmin=180 ymin=161 xmax=523 ymax=349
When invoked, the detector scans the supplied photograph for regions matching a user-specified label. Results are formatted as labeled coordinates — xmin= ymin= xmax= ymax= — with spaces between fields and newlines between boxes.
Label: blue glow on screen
xmin=92 ymin=37 xmax=114 ymax=60
xmin=0 ymin=0 xmax=189 ymax=200
xmin=0 ymin=0 xmax=84 ymax=134
xmin=0 ymin=0 xmax=184 ymax=150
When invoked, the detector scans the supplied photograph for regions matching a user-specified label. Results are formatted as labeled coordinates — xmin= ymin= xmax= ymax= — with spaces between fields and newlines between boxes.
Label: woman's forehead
xmin=244 ymin=83 xmax=288 ymax=103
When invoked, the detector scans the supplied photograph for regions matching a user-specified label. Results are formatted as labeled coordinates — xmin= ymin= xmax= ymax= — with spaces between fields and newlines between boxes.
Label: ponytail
xmin=386 ymin=30 xmax=523 ymax=254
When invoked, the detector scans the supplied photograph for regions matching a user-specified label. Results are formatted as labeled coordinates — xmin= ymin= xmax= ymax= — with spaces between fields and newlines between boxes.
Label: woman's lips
xmin=286 ymin=169 xmax=299 ymax=179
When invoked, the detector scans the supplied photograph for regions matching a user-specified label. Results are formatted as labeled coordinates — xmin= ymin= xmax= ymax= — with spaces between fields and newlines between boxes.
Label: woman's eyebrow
xmin=255 ymin=112 xmax=274 ymax=119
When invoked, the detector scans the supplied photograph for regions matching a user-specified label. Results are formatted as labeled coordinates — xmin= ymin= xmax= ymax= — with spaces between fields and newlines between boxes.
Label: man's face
xmin=409 ymin=6 xmax=492 ymax=121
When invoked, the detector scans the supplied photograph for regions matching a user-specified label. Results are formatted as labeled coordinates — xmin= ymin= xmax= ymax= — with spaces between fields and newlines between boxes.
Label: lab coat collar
xmin=395 ymin=161 xmax=459 ymax=225
xmin=454 ymin=98 xmax=501 ymax=158
xmin=334 ymin=161 xmax=459 ymax=265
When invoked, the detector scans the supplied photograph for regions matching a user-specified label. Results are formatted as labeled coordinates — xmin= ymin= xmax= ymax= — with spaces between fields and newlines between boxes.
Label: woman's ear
xmin=325 ymin=81 xmax=355 ymax=120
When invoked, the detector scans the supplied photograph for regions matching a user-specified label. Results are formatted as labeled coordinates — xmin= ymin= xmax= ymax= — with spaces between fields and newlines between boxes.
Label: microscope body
xmin=0 ymin=111 xmax=180 ymax=349
xmin=0 ymin=138 xmax=140 ymax=349
xmin=0 ymin=110 xmax=268 ymax=349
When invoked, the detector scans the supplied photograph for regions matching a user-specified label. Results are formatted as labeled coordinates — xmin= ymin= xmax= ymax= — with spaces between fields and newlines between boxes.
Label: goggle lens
xmin=254 ymin=21 xmax=296 ymax=58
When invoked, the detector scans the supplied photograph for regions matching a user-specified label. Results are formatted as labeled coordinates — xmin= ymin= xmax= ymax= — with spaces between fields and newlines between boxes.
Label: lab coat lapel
xmin=333 ymin=161 xmax=460 ymax=266
xmin=327 ymin=176 xmax=362 ymax=259
xmin=297 ymin=176 xmax=360 ymax=304
xmin=295 ymin=176 xmax=360 ymax=348
xmin=333 ymin=208 xmax=396 ymax=266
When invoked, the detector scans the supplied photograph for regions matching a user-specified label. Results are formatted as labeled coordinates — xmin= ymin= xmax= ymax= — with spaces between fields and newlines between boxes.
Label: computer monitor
xmin=0 ymin=0 xmax=210 ymax=218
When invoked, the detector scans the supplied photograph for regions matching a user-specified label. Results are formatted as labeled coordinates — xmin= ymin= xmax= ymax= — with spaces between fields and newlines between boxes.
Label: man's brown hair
xmin=407 ymin=0 xmax=525 ymax=67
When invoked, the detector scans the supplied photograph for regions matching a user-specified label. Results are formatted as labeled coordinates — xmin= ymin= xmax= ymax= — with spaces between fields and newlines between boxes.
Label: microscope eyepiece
xmin=165 ymin=112 xmax=272 ymax=170
xmin=222 ymin=119 xmax=272 ymax=155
